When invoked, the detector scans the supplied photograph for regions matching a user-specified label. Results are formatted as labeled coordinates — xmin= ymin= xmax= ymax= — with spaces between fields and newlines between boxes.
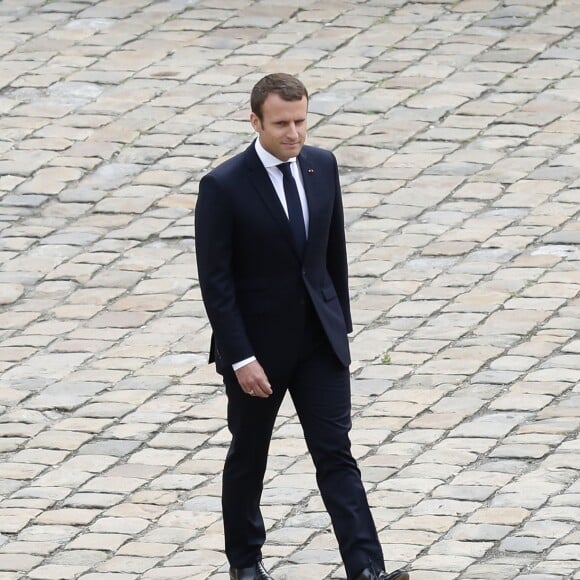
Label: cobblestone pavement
xmin=0 ymin=0 xmax=579 ymax=579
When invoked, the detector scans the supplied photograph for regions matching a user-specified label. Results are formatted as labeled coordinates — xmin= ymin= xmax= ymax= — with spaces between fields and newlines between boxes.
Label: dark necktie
xmin=278 ymin=162 xmax=306 ymax=255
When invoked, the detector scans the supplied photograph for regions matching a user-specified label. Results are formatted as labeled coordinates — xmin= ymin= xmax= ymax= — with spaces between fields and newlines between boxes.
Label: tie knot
xmin=278 ymin=162 xmax=292 ymax=177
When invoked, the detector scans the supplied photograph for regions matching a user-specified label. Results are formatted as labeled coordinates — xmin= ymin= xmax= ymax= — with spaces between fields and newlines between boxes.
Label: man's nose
xmin=287 ymin=123 xmax=299 ymax=138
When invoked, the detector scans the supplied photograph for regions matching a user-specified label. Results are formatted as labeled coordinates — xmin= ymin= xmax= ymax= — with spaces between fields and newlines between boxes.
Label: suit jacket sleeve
xmin=327 ymin=153 xmax=353 ymax=334
xmin=195 ymin=172 xmax=254 ymax=366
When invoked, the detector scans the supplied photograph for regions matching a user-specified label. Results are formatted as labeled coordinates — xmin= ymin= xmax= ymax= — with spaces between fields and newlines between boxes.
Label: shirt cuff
xmin=232 ymin=356 xmax=256 ymax=371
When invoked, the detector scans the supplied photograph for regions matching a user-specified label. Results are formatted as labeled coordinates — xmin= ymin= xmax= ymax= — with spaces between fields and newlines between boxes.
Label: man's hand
xmin=235 ymin=360 xmax=272 ymax=398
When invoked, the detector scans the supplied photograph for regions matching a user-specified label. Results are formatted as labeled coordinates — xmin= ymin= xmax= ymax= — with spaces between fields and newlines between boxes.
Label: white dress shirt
xmin=254 ymin=137 xmax=309 ymax=230
xmin=232 ymin=138 xmax=309 ymax=371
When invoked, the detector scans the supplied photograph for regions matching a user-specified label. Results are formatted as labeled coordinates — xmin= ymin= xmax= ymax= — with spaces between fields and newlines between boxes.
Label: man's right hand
xmin=235 ymin=360 xmax=273 ymax=398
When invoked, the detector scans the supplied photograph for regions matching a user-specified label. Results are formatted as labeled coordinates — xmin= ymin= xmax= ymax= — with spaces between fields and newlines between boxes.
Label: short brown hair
xmin=251 ymin=73 xmax=308 ymax=121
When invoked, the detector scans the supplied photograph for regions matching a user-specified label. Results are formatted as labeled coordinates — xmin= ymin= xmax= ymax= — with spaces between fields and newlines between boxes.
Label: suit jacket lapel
xmin=298 ymin=149 xmax=324 ymax=260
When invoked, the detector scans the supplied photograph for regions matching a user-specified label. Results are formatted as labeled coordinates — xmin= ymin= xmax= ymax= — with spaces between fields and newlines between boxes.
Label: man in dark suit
xmin=195 ymin=73 xmax=409 ymax=580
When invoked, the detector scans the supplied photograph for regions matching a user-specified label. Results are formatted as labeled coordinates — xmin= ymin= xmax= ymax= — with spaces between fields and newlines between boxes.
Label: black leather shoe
xmin=355 ymin=568 xmax=410 ymax=580
xmin=229 ymin=560 xmax=274 ymax=580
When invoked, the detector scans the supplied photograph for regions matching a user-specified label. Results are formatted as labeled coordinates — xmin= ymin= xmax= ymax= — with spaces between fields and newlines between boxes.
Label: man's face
xmin=250 ymin=93 xmax=308 ymax=161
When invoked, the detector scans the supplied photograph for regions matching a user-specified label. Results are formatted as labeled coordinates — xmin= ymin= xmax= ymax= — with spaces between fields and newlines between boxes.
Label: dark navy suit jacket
xmin=195 ymin=142 xmax=352 ymax=382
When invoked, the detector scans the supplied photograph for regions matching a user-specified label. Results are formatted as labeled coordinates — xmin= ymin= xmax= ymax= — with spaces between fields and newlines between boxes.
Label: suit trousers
xmin=221 ymin=310 xmax=384 ymax=578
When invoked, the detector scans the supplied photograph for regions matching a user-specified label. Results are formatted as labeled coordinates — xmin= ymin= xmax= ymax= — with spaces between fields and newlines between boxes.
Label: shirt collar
xmin=254 ymin=138 xmax=297 ymax=169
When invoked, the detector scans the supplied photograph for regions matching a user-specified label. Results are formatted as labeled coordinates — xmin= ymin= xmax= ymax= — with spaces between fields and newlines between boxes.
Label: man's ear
xmin=250 ymin=112 xmax=261 ymax=133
